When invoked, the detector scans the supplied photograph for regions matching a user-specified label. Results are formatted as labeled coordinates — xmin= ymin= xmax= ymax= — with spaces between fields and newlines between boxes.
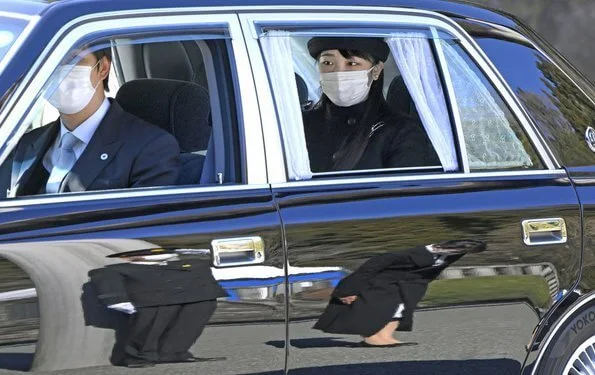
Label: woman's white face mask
xmin=48 ymin=60 xmax=101 ymax=114
xmin=320 ymin=66 xmax=374 ymax=107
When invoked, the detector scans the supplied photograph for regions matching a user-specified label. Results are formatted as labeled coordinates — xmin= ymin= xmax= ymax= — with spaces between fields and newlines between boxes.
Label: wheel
xmin=537 ymin=306 xmax=595 ymax=374
xmin=563 ymin=336 xmax=595 ymax=374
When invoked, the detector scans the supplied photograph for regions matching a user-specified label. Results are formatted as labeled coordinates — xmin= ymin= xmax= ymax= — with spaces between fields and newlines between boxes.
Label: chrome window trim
xmin=271 ymin=169 xmax=567 ymax=189
xmin=0 ymin=14 xmax=40 ymax=77
xmin=239 ymin=8 xmax=557 ymax=184
xmin=314 ymin=165 xmax=442 ymax=177
xmin=430 ymin=26 xmax=469 ymax=173
xmin=239 ymin=14 xmax=286 ymax=184
xmin=0 ymin=11 xmax=267 ymax=185
xmin=530 ymin=292 xmax=595 ymax=375
xmin=0 ymin=184 xmax=271 ymax=208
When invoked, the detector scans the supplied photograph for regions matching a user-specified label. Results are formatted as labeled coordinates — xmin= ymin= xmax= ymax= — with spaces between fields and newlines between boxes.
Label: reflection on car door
xmin=0 ymin=188 xmax=285 ymax=374
xmin=275 ymin=172 xmax=580 ymax=374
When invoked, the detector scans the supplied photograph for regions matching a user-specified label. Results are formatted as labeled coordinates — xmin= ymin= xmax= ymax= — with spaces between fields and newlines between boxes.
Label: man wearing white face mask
xmin=6 ymin=47 xmax=181 ymax=197
xmin=302 ymin=37 xmax=439 ymax=172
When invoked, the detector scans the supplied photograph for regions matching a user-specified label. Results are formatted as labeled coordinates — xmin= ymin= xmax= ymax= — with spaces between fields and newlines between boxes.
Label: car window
xmin=471 ymin=34 xmax=595 ymax=167
xmin=438 ymin=39 xmax=544 ymax=171
xmin=259 ymin=29 xmax=454 ymax=180
xmin=0 ymin=30 xmax=243 ymax=200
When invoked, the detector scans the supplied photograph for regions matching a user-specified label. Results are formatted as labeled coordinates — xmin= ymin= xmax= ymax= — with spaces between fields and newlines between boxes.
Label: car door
xmin=0 ymin=8 xmax=285 ymax=375
xmin=242 ymin=9 xmax=582 ymax=374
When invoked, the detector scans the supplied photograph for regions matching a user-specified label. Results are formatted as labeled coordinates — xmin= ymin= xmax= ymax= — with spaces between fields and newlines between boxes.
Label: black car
xmin=0 ymin=0 xmax=593 ymax=374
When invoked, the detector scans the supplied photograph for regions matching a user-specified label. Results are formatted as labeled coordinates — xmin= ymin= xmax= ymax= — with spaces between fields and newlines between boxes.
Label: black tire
xmin=537 ymin=305 xmax=595 ymax=374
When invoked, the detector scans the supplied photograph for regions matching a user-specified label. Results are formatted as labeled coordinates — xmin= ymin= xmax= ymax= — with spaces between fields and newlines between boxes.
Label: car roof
xmin=0 ymin=0 xmax=520 ymax=99
xmin=12 ymin=0 xmax=518 ymax=28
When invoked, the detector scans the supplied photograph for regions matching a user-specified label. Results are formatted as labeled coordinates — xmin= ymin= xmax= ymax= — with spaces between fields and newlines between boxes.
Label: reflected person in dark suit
xmin=314 ymin=240 xmax=486 ymax=347
xmin=89 ymin=250 xmax=228 ymax=368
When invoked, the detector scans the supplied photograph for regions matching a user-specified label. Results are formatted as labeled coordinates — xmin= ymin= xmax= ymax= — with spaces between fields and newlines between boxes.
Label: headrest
xmin=116 ymin=78 xmax=210 ymax=152
xmin=142 ymin=43 xmax=193 ymax=82
xmin=307 ymin=37 xmax=390 ymax=62
xmin=386 ymin=75 xmax=414 ymax=115
xmin=295 ymin=73 xmax=309 ymax=107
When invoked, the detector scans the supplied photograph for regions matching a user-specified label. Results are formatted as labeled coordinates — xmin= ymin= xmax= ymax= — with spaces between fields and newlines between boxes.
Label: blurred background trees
xmin=468 ymin=0 xmax=595 ymax=82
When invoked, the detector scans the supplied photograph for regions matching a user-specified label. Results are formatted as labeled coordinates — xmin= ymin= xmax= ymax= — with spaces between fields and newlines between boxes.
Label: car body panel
xmin=0 ymin=0 xmax=592 ymax=374
xmin=274 ymin=172 xmax=580 ymax=373
xmin=0 ymin=187 xmax=286 ymax=373
xmin=456 ymin=16 xmax=595 ymax=372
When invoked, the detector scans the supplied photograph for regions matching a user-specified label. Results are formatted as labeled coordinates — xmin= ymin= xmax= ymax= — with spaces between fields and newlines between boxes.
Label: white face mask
xmin=320 ymin=66 xmax=374 ymax=107
xmin=48 ymin=61 xmax=101 ymax=114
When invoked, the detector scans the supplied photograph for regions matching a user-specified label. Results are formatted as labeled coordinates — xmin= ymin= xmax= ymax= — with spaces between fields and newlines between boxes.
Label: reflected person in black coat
xmin=303 ymin=37 xmax=439 ymax=172
xmin=313 ymin=240 xmax=486 ymax=347
xmin=89 ymin=252 xmax=228 ymax=367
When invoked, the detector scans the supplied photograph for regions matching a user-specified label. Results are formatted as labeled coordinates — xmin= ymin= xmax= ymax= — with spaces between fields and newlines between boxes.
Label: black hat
xmin=307 ymin=37 xmax=390 ymax=62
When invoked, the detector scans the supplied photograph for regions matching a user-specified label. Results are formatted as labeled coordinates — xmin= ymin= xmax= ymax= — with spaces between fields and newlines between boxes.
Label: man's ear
xmin=372 ymin=61 xmax=385 ymax=80
xmin=97 ymin=56 xmax=110 ymax=81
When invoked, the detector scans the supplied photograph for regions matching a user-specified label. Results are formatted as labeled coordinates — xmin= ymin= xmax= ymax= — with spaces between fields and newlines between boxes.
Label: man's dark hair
xmin=91 ymin=47 xmax=112 ymax=92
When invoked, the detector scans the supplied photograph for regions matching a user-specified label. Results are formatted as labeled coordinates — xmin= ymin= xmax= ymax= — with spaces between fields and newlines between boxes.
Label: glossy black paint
xmin=275 ymin=173 xmax=580 ymax=373
xmin=567 ymin=167 xmax=595 ymax=295
xmin=0 ymin=187 xmax=286 ymax=372
xmin=0 ymin=188 xmax=276 ymax=242
xmin=0 ymin=0 xmax=594 ymax=373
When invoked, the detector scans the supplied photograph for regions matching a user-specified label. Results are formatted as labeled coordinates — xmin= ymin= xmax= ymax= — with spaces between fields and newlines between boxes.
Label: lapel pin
xmin=100 ymin=153 xmax=108 ymax=161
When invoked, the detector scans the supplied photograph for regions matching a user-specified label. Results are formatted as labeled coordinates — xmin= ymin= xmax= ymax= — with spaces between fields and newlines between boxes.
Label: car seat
xmin=386 ymin=75 xmax=420 ymax=120
xmin=113 ymin=40 xmax=208 ymax=87
xmin=295 ymin=73 xmax=311 ymax=110
xmin=115 ymin=78 xmax=211 ymax=185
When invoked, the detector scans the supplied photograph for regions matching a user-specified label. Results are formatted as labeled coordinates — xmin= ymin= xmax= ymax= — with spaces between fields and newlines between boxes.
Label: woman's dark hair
xmin=315 ymin=49 xmax=389 ymax=170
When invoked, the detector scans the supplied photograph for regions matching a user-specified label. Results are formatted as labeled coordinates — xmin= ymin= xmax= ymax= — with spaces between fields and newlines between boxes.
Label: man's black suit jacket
xmin=89 ymin=259 xmax=229 ymax=307
xmin=6 ymin=100 xmax=181 ymax=196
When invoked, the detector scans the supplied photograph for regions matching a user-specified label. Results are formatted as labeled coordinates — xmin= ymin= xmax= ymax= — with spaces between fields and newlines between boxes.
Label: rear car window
xmin=470 ymin=29 xmax=595 ymax=167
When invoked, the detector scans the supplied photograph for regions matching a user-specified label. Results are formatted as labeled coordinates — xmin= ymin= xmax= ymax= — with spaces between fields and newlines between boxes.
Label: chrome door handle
xmin=522 ymin=218 xmax=567 ymax=246
xmin=211 ymin=236 xmax=265 ymax=267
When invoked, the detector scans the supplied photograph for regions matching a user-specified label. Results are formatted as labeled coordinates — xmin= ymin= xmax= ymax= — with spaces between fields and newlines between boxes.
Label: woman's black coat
xmin=313 ymin=246 xmax=453 ymax=337
xmin=303 ymin=101 xmax=440 ymax=172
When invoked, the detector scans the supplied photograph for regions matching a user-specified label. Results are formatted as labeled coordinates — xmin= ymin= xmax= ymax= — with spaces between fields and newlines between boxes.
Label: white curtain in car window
xmin=290 ymin=37 xmax=321 ymax=104
xmin=386 ymin=34 xmax=458 ymax=171
xmin=261 ymin=30 xmax=312 ymax=180
xmin=439 ymin=40 xmax=533 ymax=169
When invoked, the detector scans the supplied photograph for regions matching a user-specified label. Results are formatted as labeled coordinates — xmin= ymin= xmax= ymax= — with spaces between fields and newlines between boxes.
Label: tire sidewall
xmin=538 ymin=306 xmax=595 ymax=374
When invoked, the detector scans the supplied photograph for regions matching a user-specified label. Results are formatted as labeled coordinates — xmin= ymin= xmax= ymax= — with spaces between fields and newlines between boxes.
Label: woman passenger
xmin=303 ymin=37 xmax=439 ymax=172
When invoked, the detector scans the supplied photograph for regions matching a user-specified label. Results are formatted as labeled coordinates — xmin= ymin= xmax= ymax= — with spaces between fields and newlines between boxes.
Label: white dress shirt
xmin=43 ymin=98 xmax=110 ymax=172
